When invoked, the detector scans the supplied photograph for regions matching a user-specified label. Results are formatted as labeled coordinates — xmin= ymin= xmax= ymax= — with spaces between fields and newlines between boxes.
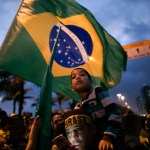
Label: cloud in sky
xmin=0 ymin=0 xmax=21 ymax=45
xmin=77 ymin=0 xmax=150 ymax=44
xmin=0 ymin=0 xmax=150 ymax=114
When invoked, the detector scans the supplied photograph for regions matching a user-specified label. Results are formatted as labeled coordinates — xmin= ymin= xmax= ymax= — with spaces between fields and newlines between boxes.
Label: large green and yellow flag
xmin=0 ymin=0 xmax=127 ymax=100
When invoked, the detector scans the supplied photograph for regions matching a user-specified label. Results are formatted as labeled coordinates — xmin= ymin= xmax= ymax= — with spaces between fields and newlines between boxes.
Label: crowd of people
xmin=0 ymin=68 xmax=150 ymax=150
xmin=0 ymin=110 xmax=33 ymax=150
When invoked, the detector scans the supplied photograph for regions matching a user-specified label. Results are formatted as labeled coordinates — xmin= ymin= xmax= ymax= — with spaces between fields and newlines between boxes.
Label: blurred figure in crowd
xmin=0 ymin=117 xmax=10 ymax=143
xmin=9 ymin=115 xmax=27 ymax=150
xmin=0 ymin=110 xmax=7 ymax=122
xmin=0 ymin=137 xmax=10 ymax=150
xmin=124 ymin=112 xmax=149 ymax=150
xmin=141 ymin=113 xmax=150 ymax=149
xmin=51 ymin=112 xmax=67 ymax=138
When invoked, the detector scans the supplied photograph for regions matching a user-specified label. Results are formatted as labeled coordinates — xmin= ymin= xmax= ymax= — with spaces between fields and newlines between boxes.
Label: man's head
xmin=145 ymin=113 xmax=150 ymax=134
xmin=64 ymin=109 xmax=96 ymax=150
xmin=124 ymin=113 xmax=142 ymax=137
xmin=52 ymin=113 xmax=64 ymax=131
xmin=51 ymin=113 xmax=67 ymax=137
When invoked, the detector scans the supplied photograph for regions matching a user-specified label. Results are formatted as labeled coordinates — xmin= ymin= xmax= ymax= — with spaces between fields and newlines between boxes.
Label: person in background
xmin=51 ymin=111 xmax=78 ymax=150
xmin=51 ymin=112 xmax=67 ymax=138
xmin=9 ymin=115 xmax=27 ymax=150
xmin=70 ymin=68 xmax=123 ymax=150
xmin=124 ymin=111 xmax=149 ymax=150
xmin=140 ymin=116 xmax=150 ymax=149
xmin=145 ymin=114 xmax=150 ymax=138
xmin=0 ymin=137 xmax=10 ymax=150
xmin=0 ymin=110 xmax=7 ymax=123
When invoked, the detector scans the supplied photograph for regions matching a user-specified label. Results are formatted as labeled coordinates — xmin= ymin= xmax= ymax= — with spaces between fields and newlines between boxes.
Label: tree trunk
xmin=13 ymin=100 xmax=16 ymax=114
xmin=18 ymin=82 xmax=24 ymax=116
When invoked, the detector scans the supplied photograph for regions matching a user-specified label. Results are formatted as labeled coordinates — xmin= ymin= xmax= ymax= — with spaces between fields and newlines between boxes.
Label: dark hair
xmin=0 ymin=117 xmax=10 ymax=128
xmin=124 ymin=113 xmax=142 ymax=135
xmin=0 ymin=110 xmax=7 ymax=118
xmin=52 ymin=112 xmax=64 ymax=121
xmin=71 ymin=68 xmax=92 ymax=81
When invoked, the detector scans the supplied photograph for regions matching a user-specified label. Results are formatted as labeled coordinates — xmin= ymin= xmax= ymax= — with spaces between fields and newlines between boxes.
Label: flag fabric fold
xmin=35 ymin=64 xmax=52 ymax=150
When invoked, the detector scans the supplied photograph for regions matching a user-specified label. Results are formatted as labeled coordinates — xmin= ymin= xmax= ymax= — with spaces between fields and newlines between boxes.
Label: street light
xmin=127 ymin=106 xmax=130 ymax=109
xmin=0 ymin=97 xmax=2 ymax=102
xmin=117 ymin=93 xmax=121 ymax=98
xmin=124 ymin=102 xmax=131 ymax=109
xmin=117 ymin=94 xmax=131 ymax=109
xmin=120 ymin=95 xmax=125 ymax=106
xmin=125 ymin=102 xmax=128 ymax=106
xmin=120 ymin=96 xmax=125 ymax=101
xmin=117 ymin=93 xmax=122 ymax=104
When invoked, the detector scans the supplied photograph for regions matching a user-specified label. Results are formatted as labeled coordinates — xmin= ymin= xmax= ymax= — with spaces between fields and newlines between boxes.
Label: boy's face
xmin=71 ymin=69 xmax=91 ymax=93
xmin=66 ymin=124 xmax=94 ymax=150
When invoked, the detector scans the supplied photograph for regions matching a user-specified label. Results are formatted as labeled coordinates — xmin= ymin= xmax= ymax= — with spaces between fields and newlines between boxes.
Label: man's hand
xmin=26 ymin=116 xmax=41 ymax=150
xmin=29 ymin=115 xmax=41 ymax=138
xmin=99 ymin=139 xmax=114 ymax=150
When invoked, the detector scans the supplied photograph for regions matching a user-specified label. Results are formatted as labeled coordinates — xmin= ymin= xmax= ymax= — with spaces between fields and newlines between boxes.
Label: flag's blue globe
xmin=49 ymin=24 xmax=93 ymax=68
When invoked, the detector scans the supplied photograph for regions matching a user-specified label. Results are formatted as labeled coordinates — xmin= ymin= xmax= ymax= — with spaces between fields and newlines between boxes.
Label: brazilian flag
xmin=0 ymin=0 xmax=127 ymax=98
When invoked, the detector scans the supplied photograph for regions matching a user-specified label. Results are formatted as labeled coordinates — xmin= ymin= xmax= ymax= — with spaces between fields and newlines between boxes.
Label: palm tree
xmin=0 ymin=70 xmax=14 ymax=93
xmin=31 ymin=92 xmax=75 ymax=113
xmin=52 ymin=93 xmax=75 ymax=112
xmin=1 ymin=86 xmax=33 ymax=114
xmin=0 ymin=70 xmax=34 ymax=116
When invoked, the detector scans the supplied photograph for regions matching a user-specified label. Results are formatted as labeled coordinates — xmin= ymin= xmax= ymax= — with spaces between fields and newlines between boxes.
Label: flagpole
xmin=36 ymin=25 xmax=61 ymax=150
xmin=49 ymin=26 xmax=61 ymax=68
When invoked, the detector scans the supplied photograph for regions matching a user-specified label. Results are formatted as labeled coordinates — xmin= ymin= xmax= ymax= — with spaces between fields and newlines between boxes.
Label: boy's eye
xmin=80 ymin=73 xmax=85 ymax=76
xmin=71 ymin=73 xmax=86 ymax=79
xmin=71 ymin=75 xmax=76 ymax=79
